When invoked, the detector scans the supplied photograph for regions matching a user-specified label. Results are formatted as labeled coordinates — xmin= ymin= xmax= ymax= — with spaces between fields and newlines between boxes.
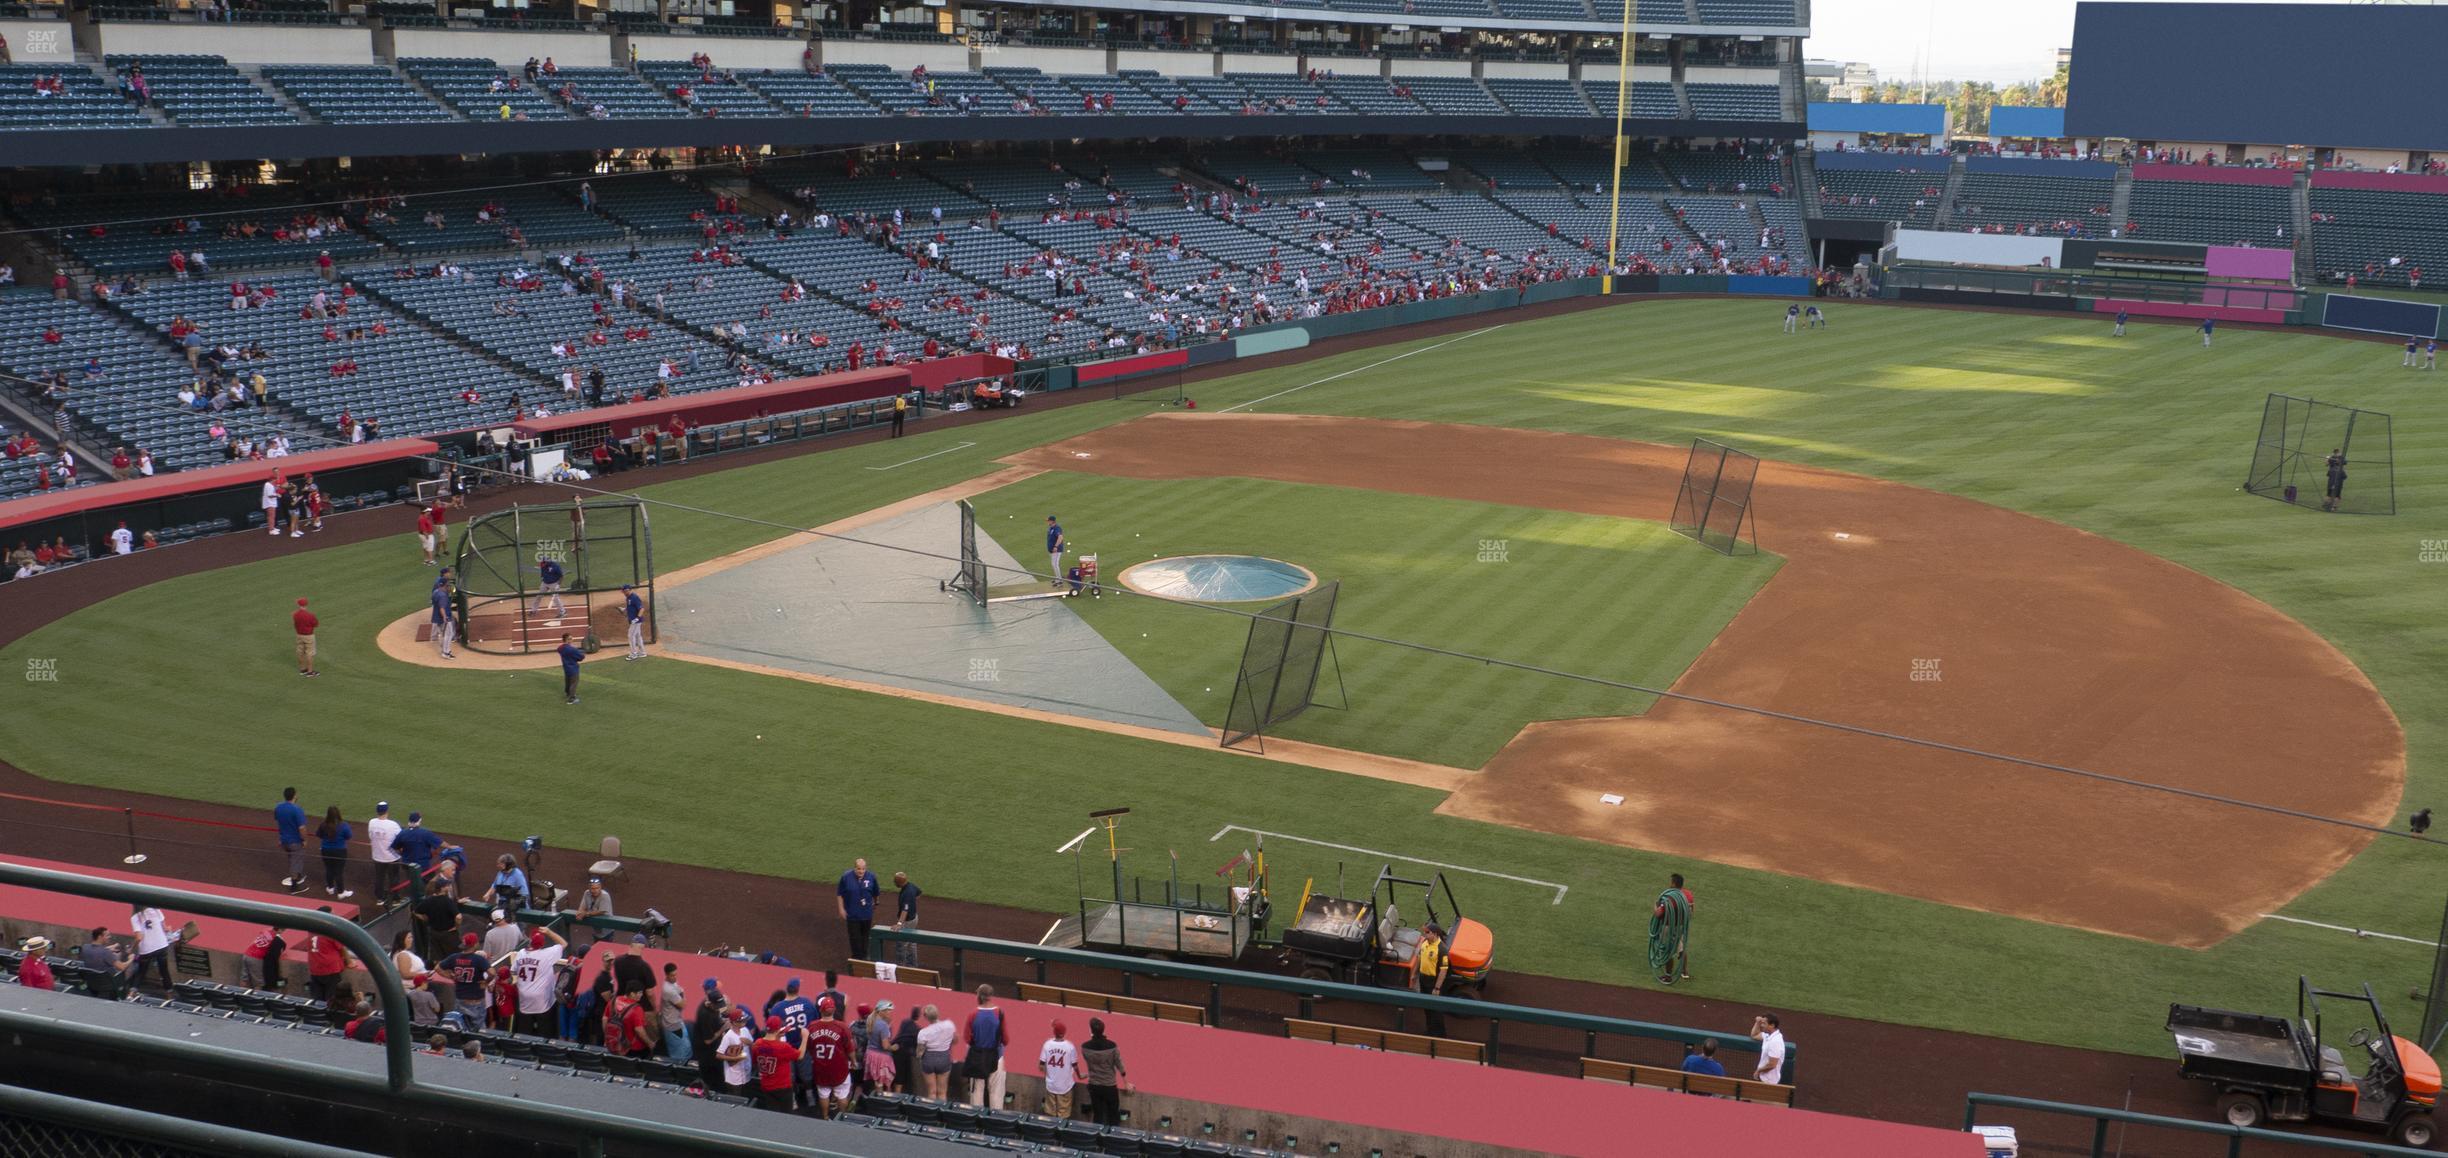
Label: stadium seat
xmin=590 ymin=835 xmax=625 ymax=881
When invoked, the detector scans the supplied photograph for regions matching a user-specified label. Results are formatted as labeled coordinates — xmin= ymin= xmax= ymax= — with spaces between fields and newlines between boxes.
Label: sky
xmin=1804 ymin=0 xmax=2363 ymax=88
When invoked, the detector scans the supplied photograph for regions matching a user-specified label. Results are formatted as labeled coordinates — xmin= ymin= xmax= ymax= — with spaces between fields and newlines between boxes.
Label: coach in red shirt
xmin=293 ymin=598 xmax=319 ymax=677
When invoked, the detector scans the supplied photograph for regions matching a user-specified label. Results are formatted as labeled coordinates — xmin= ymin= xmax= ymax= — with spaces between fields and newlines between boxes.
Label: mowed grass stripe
xmin=972 ymin=475 xmax=1769 ymax=766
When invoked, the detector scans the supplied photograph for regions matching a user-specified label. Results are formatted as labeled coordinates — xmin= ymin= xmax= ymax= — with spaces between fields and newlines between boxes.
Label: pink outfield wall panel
xmin=2310 ymin=171 xmax=2448 ymax=195
xmin=2206 ymin=246 xmax=2298 ymax=282
xmin=2097 ymin=298 xmax=2287 ymax=325
xmin=585 ymin=948 xmax=1984 ymax=1158
xmin=2133 ymin=163 xmax=2298 ymax=187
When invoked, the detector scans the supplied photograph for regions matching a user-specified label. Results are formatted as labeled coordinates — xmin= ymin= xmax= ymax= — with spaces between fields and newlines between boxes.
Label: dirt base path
xmin=1008 ymin=413 xmax=2404 ymax=948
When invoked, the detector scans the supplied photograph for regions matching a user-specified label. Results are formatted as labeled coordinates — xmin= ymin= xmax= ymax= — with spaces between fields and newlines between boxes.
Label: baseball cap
xmin=875 ymin=999 xmax=894 ymax=1015
xmin=786 ymin=978 xmax=801 ymax=993
xmin=702 ymin=977 xmax=720 ymax=992
xmin=407 ymin=812 xmax=421 ymax=823
xmin=461 ymin=934 xmax=478 ymax=947
xmin=1051 ymin=1019 xmax=1067 ymax=1038
xmin=376 ymin=802 xmax=389 ymax=813
xmin=587 ymin=877 xmax=601 ymax=885
xmin=490 ymin=909 xmax=506 ymax=922
xmin=764 ymin=1016 xmax=783 ymax=1031
xmin=726 ymin=1007 xmax=746 ymax=1021
xmin=297 ymin=598 xmax=309 ymax=607
xmin=629 ymin=933 xmax=648 ymax=945
xmin=529 ymin=931 xmax=547 ymax=948
xmin=620 ymin=583 xmax=634 ymax=591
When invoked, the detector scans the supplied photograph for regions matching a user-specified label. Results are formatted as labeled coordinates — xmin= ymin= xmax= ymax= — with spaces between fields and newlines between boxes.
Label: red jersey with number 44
xmin=806 ymin=1019 xmax=853 ymax=1086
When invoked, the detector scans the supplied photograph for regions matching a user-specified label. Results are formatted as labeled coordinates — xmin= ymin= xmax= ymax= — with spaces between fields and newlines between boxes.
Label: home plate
xmin=1599 ymin=793 xmax=1624 ymax=806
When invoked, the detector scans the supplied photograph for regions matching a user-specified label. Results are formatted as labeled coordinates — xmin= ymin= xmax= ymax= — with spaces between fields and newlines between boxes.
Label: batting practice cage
xmin=453 ymin=499 xmax=656 ymax=654
xmin=2244 ymin=394 xmax=2396 ymax=515
xmin=1669 ymin=438 xmax=1762 ymax=555
xmin=1221 ymin=581 xmax=1347 ymax=751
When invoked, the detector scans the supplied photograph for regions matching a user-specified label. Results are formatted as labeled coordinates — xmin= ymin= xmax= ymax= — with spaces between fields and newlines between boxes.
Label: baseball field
xmin=4 ymin=296 xmax=2440 ymax=1060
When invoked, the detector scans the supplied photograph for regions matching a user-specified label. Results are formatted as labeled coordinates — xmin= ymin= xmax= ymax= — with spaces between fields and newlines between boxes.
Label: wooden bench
xmin=1014 ymin=982 xmax=1208 ymax=1027
xmin=1284 ymin=1018 xmax=1486 ymax=1064
xmin=1579 ymin=1057 xmax=1795 ymax=1106
xmin=848 ymin=958 xmax=943 ymax=988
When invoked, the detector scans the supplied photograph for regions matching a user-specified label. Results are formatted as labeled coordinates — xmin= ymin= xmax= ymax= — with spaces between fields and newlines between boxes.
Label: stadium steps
xmin=352 ymin=280 xmax=560 ymax=398
xmin=2108 ymin=157 xmax=2135 ymax=230
xmin=1792 ymin=150 xmax=1825 ymax=217
xmin=230 ymin=62 xmax=320 ymax=125
xmin=1931 ymin=154 xmax=1968 ymax=230
xmin=2290 ymin=171 xmax=2315 ymax=284
xmin=395 ymin=67 xmax=467 ymax=122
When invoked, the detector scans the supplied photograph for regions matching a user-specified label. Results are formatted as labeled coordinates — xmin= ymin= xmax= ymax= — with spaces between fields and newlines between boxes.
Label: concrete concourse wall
xmin=1480 ymin=60 xmax=1567 ymax=80
xmin=1112 ymin=48 xmax=1211 ymax=77
xmin=1219 ymin=51 xmax=1298 ymax=75
xmin=979 ymin=44 xmax=1105 ymax=75
xmin=98 ymin=21 xmax=375 ymax=65
xmin=389 ymin=27 xmax=617 ymax=67
xmin=626 ymin=32 xmax=804 ymax=70
xmin=818 ymin=37 xmax=968 ymax=73
xmin=1390 ymin=58 xmax=1472 ymax=78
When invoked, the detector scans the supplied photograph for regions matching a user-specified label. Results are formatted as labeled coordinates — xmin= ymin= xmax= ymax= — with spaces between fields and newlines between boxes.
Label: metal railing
xmin=1963 ymin=1093 xmax=2438 ymax=1158
xmin=0 ymin=861 xmax=867 ymax=1157
xmin=0 ymin=1081 xmax=374 ymax=1158
xmin=870 ymin=925 xmax=1796 ymax=1083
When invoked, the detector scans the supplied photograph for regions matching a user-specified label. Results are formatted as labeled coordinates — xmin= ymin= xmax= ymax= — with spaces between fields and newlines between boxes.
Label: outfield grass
xmin=970 ymin=474 xmax=1778 ymax=767
xmin=3 ymin=298 xmax=2442 ymax=1058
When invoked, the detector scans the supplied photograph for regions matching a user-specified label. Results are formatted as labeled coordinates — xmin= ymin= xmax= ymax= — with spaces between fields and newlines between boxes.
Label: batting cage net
xmin=454 ymin=499 xmax=655 ymax=654
xmin=1668 ymin=438 xmax=1762 ymax=555
xmin=941 ymin=499 xmax=989 ymax=607
xmin=2244 ymin=394 xmax=2396 ymax=515
xmin=1221 ymin=581 xmax=1343 ymax=751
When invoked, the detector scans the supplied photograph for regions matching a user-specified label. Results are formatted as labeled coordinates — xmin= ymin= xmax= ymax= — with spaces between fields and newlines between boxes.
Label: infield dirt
xmin=1010 ymin=412 xmax=2404 ymax=948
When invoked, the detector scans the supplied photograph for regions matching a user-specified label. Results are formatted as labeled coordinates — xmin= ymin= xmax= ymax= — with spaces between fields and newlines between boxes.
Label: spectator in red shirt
xmin=416 ymin=507 xmax=437 ymax=566
xmin=304 ymin=907 xmax=351 ymax=1004
xmin=293 ymin=597 xmax=319 ymax=677
xmin=751 ymin=1016 xmax=802 ymax=1111
xmin=806 ymin=998 xmax=855 ymax=1117
xmin=13 ymin=936 xmax=55 ymax=989
xmin=604 ymin=983 xmax=653 ymax=1057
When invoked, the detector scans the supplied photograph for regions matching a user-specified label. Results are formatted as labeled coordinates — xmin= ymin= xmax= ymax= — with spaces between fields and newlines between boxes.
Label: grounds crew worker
xmin=891 ymin=392 xmax=909 ymax=438
xmin=1416 ymin=923 xmax=1449 ymax=1037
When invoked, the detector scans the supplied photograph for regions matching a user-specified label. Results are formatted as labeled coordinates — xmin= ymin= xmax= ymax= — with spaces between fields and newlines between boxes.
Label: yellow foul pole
xmin=1601 ymin=1 xmax=1637 ymax=294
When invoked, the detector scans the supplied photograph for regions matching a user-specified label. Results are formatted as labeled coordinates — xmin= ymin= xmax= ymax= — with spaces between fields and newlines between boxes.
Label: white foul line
xmin=2259 ymin=913 xmax=2438 ymax=948
xmin=1218 ymin=325 xmax=1508 ymax=414
xmin=865 ymin=441 xmax=978 ymax=470
xmin=1209 ymin=824 xmax=1566 ymax=905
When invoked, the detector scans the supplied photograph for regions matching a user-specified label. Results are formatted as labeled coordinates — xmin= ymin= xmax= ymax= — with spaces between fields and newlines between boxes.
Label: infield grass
xmin=4 ymin=298 xmax=2445 ymax=1059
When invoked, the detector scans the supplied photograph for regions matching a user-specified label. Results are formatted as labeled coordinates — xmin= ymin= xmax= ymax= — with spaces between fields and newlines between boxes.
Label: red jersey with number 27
xmin=751 ymin=1038 xmax=799 ymax=1090
xmin=805 ymin=1019 xmax=853 ymax=1086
